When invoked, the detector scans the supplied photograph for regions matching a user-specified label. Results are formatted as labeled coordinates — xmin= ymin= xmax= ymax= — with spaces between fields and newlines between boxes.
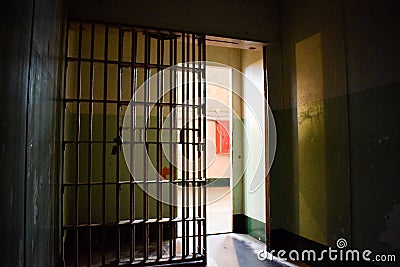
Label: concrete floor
xmin=207 ymin=233 xmax=301 ymax=267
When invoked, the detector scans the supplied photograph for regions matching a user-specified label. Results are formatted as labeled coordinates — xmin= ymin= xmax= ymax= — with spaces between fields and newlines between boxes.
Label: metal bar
xmin=64 ymin=98 xmax=203 ymax=108
xmin=185 ymin=33 xmax=190 ymax=257
xmin=63 ymin=180 xmax=187 ymax=187
xmin=101 ymin=25 xmax=109 ymax=266
xmin=180 ymin=32 xmax=186 ymax=258
xmin=196 ymin=36 xmax=202 ymax=256
xmin=201 ymin=36 xmax=207 ymax=261
xmin=156 ymin=34 xmax=163 ymax=259
xmin=74 ymin=23 xmax=83 ymax=267
xmin=116 ymin=26 xmax=123 ymax=263
xmin=192 ymin=33 xmax=196 ymax=257
xmin=130 ymin=29 xmax=138 ymax=262
xmin=168 ymin=33 xmax=174 ymax=259
xmin=171 ymin=35 xmax=178 ymax=258
xmin=67 ymin=57 xmax=175 ymax=69
xmin=143 ymin=32 xmax=150 ymax=261
xmin=197 ymin=37 xmax=206 ymax=255
xmin=87 ymin=22 xmax=95 ymax=267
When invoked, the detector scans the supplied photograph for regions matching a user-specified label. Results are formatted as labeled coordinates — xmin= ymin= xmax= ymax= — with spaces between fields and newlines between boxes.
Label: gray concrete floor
xmin=207 ymin=233 xmax=302 ymax=267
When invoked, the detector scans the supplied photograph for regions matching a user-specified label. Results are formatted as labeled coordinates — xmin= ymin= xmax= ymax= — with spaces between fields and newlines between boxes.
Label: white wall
xmin=241 ymin=50 xmax=265 ymax=223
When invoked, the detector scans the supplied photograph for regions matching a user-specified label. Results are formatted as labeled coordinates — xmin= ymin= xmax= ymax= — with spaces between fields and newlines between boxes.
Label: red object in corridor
xmin=161 ymin=167 xmax=170 ymax=179
xmin=216 ymin=120 xmax=230 ymax=154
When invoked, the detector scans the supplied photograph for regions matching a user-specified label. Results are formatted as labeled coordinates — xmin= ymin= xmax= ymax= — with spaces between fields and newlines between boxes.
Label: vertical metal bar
xmin=185 ymin=33 xmax=190 ymax=257
xmin=143 ymin=31 xmax=150 ymax=261
xmin=130 ymin=29 xmax=137 ymax=262
xmin=156 ymin=35 xmax=163 ymax=259
xmin=87 ymin=23 xmax=95 ymax=267
xmin=180 ymin=32 xmax=186 ymax=258
xmin=101 ymin=25 xmax=109 ymax=266
xmin=196 ymin=35 xmax=201 ymax=256
xmin=168 ymin=33 xmax=174 ymax=260
xmin=191 ymin=33 xmax=196 ymax=257
xmin=201 ymin=35 xmax=207 ymax=260
xmin=197 ymin=36 xmax=203 ymax=256
xmin=171 ymin=35 xmax=178 ymax=259
xmin=74 ymin=23 xmax=83 ymax=267
xmin=155 ymin=35 xmax=161 ymax=259
xmin=116 ymin=26 xmax=123 ymax=263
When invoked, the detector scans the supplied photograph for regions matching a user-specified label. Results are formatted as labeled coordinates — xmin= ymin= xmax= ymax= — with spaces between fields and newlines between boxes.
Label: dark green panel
xmin=270 ymin=107 xmax=299 ymax=234
xmin=233 ymin=214 xmax=266 ymax=243
xmin=349 ymin=82 xmax=400 ymax=262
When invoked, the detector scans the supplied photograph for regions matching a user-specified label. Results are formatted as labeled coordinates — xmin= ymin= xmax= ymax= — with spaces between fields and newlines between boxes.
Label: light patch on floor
xmin=207 ymin=233 xmax=304 ymax=267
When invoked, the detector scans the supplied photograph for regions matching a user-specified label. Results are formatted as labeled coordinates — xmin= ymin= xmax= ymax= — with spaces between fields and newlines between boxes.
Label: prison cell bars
xmin=62 ymin=21 xmax=207 ymax=266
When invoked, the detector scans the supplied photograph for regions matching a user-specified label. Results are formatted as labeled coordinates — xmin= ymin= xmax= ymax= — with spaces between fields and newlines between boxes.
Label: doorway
xmin=205 ymin=65 xmax=233 ymax=235
xmin=62 ymin=20 xmax=270 ymax=267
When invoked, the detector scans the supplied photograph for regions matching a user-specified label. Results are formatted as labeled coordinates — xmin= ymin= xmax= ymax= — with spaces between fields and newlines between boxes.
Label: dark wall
xmin=0 ymin=1 xmax=33 ymax=265
xmin=344 ymin=0 xmax=400 ymax=263
xmin=67 ymin=0 xmax=279 ymax=43
xmin=0 ymin=0 xmax=65 ymax=266
xmin=269 ymin=0 xmax=400 ymax=264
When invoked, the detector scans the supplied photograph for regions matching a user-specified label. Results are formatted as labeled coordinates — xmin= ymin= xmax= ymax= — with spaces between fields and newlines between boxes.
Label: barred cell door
xmin=62 ymin=20 xmax=207 ymax=266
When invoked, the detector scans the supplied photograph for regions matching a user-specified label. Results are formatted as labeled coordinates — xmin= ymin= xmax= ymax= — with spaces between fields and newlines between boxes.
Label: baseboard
xmin=232 ymin=214 xmax=266 ymax=243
